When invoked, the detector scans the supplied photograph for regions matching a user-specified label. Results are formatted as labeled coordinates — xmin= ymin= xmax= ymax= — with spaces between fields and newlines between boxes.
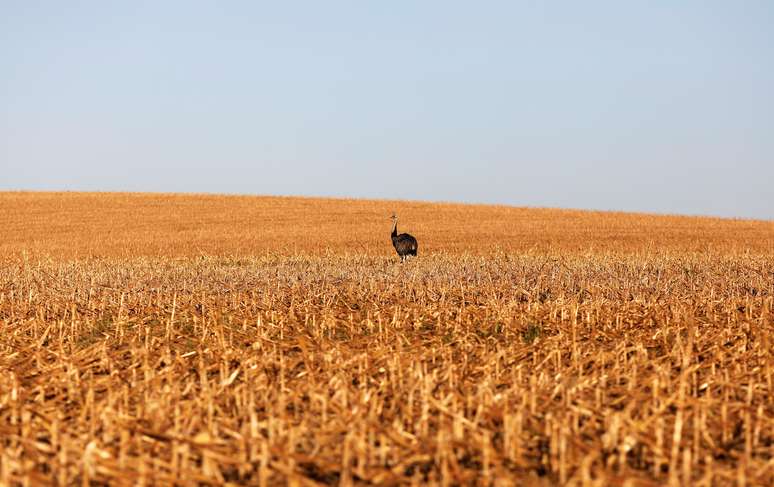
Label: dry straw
xmin=0 ymin=192 xmax=773 ymax=485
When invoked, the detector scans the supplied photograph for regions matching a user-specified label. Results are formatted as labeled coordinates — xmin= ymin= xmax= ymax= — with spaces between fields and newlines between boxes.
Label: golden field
xmin=0 ymin=191 xmax=773 ymax=486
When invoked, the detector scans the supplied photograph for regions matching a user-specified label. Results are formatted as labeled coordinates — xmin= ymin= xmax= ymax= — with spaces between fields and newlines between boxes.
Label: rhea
xmin=390 ymin=214 xmax=418 ymax=262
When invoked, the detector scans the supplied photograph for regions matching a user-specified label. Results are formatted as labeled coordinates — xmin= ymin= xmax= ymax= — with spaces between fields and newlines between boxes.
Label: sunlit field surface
xmin=1 ymin=192 xmax=773 ymax=486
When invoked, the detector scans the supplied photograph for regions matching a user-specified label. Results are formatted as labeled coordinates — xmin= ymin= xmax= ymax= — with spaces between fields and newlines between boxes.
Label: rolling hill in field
xmin=1 ymin=191 xmax=772 ymax=258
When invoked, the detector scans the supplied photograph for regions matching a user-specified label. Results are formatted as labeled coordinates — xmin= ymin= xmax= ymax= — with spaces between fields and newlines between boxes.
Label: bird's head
xmin=389 ymin=213 xmax=397 ymax=221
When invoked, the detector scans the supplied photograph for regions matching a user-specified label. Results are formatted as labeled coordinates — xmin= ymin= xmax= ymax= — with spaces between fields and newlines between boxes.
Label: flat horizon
xmin=2 ymin=188 xmax=771 ymax=223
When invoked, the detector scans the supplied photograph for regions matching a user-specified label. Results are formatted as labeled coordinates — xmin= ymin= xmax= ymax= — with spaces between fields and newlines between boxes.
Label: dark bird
xmin=390 ymin=214 xmax=418 ymax=262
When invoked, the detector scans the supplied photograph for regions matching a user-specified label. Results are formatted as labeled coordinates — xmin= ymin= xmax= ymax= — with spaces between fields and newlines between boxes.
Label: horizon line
xmin=1 ymin=188 xmax=772 ymax=224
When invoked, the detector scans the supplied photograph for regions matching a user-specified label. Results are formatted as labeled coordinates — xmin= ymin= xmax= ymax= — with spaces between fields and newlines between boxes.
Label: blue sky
xmin=2 ymin=1 xmax=773 ymax=219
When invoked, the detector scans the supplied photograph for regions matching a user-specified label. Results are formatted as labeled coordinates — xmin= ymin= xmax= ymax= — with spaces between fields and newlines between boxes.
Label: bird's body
xmin=390 ymin=215 xmax=418 ymax=262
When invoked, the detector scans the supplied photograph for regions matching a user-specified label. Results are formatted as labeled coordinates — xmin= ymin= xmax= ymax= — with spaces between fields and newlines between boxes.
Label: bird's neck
xmin=391 ymin=220 xmax=398 ymax=237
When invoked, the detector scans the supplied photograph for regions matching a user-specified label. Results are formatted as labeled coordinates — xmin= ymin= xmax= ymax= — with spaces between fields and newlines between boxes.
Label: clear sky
xmin=2 ymin=1 xmax=773 ymax=219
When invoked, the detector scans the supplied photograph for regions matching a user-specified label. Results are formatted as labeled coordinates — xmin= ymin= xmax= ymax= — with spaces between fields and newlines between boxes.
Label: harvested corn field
xmin=1 ymin=192 xmax=773 ymax=486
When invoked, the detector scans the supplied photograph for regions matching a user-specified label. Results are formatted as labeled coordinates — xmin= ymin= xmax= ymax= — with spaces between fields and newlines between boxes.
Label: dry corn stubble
xmin=1 ymin=192 xmax=773 ymax=486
